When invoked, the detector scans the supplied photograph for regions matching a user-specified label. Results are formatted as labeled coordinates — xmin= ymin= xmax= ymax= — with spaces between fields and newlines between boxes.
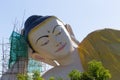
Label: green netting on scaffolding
xmin=28 ymin=58 xmax=43 ymax=73
xmin=9 ymin=31 xmax=28 ymax=68
xmin=9 ymin=31 xmax=44 ymax=73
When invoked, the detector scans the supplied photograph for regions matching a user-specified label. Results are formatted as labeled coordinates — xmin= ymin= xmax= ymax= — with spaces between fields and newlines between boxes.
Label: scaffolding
xmin=0 ymin=41 xmax=10 ymax=77
xmin=0 ymin=32 xmax=51 ymax=80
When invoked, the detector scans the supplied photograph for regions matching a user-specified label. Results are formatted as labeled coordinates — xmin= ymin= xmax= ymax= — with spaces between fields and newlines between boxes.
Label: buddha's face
xmin=28 ymin=17 xmax=74 ymax=59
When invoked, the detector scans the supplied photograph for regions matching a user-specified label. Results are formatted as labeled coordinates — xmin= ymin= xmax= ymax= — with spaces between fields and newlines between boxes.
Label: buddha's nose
xmin=50 ymin=35 xmax=61 ymax=47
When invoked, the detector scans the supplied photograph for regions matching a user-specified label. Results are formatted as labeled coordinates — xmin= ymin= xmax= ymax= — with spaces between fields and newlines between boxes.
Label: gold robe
xmin=78 ymin=28 xmax=120 ymax=80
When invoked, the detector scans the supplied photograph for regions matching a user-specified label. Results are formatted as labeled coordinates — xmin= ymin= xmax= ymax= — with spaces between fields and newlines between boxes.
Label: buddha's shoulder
xmin=80 ymin=28 xmax=120 ymax=42
xmin=87 ymin=28 xmax=120 ymax=37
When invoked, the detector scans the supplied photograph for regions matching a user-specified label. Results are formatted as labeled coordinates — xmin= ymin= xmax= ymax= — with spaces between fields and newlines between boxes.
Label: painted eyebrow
xmin=52 ymin=25 xmax=60 ymax=33
xmin=36 ymin=35 xmax=49 ymax=44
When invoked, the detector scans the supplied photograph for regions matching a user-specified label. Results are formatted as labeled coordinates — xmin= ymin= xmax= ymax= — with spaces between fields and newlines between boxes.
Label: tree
xmin=80 ymin=72 xmax=94 ymax=80
xmin=32 ymin=70 xmax=44 ymax=80
xmin=68 ymin=60 xmax=111 ymax=80
xmin=17 ymin=74 xmax=28 ymax=80
xmin=17 ymin=60 xmax=111 ymax=80
xmin=68 ymin=69 xmax=81 ymax=80
xmin=17 ymin=70 xmax=44 ymax=80
xmin=88 ymin=60 xmax=111 ymax=80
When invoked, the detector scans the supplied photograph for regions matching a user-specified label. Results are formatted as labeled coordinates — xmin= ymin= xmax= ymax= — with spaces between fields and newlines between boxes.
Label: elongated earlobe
xmin=28 ymin=47 xmax=57 ymax=66
xmin=65 ymin=24 xmax=79 ymax=45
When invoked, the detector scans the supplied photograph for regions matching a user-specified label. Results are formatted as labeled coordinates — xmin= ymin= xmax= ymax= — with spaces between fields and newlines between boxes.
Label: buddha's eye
xmin=37 ymin=37 xmax=49 ymax=46
xmin=41 ymin=40 xmax=49 ymax=46
xmin=54 ymin=26 xmax=62 ymax=36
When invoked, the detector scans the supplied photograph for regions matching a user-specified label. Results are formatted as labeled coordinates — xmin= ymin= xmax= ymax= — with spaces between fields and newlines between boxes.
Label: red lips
xmin=55 ymin=43 xmax=66 ymax=52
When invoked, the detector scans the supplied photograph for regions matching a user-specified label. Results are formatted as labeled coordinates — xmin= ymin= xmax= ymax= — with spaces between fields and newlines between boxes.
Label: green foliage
xmin=17 ymin=74 xmax=28 ymax=80
xmin=68 ymin=70 xmax=94 ymax=80
xmin=88 ymin=60 xmax=111 ymax=80
xmin=68 ymin=60 xmax=111 ymax=80
xmin=32 ymin=70 xmax=44 ymax=80
xmin=80 ymin=72 xmax=94 ymax=80
xmin=68 ymin=69 xmax=81 ymax=80
xmin=17 ymin=70 xmax=44 ymax=80
xmin=17 ymin=60 xmax=111 ymax=80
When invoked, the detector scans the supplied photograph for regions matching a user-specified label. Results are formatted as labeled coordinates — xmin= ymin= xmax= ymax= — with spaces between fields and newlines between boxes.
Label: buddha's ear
xmin=28 ymin=47 xmax=57 ymax=66
xmin=65 ymin=24 xmax=79 ymax=45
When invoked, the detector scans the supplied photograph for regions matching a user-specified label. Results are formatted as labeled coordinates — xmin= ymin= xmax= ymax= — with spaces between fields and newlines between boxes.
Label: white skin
xmin=28 ymin=17 xmax=83 ymax=80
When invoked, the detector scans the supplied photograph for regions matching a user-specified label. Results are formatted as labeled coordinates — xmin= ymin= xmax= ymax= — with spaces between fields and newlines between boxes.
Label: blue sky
xmin=0 ymin=0 xmax=120 ymax=75
xmin=1 ymin=0 xmax=120 ymax=42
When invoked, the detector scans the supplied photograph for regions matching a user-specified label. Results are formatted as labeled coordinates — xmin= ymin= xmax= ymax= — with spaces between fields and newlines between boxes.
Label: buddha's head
xmin=24 ymin=15 xmax=78 ymax=65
